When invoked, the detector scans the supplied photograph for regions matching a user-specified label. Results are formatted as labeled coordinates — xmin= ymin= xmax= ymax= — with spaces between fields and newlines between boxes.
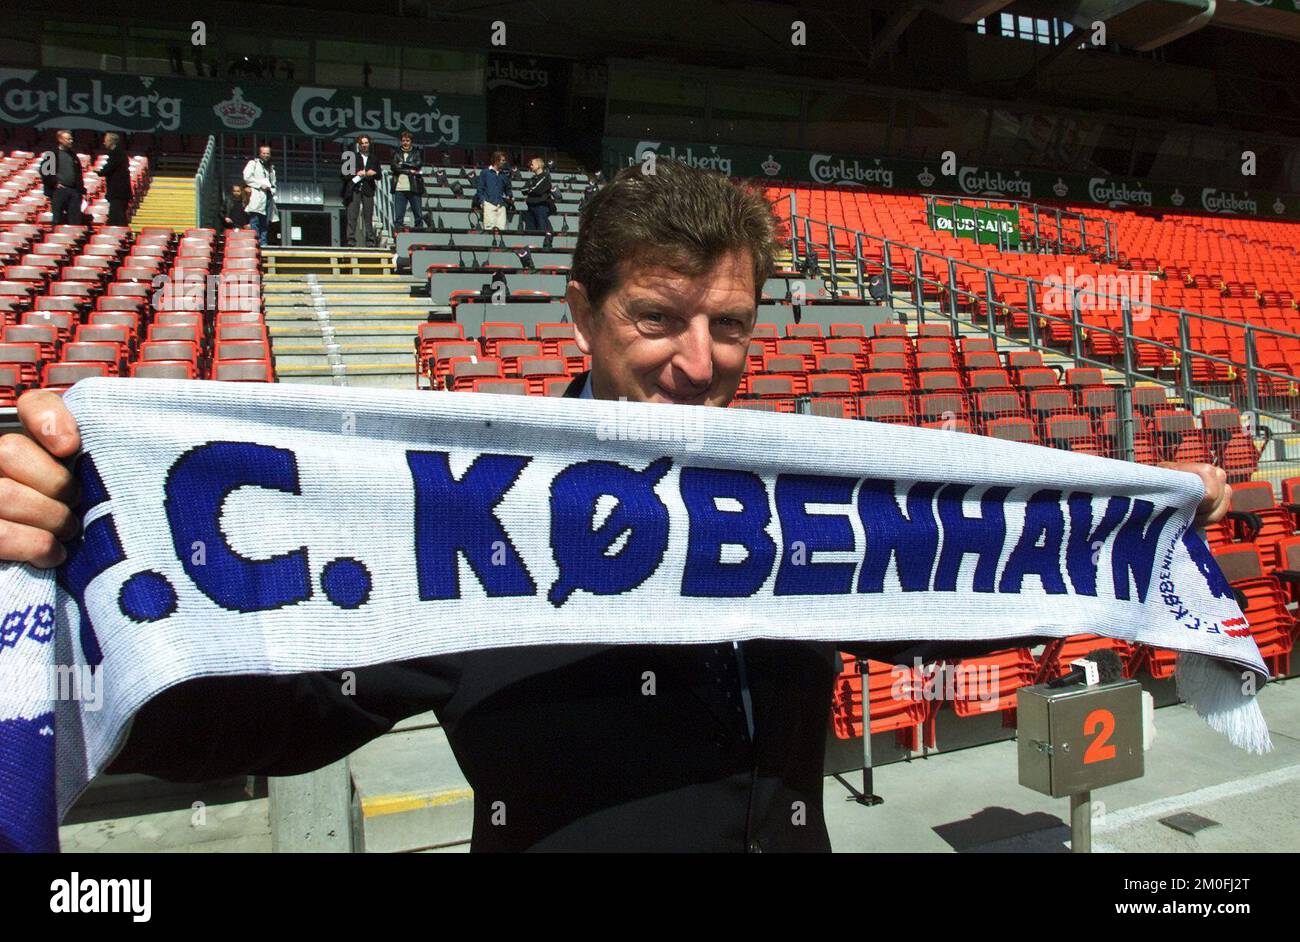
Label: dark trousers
xmin=107 ymin=199 xmax=128 ymax=226
xmin=249 ymin=212 xmax=269 ymax=246
xmin=524 ymin=204 xmax=552 ymax=232
xmin=345 ymin=192 xmax=376 ymax=246
xmin=392 ymin=190 xmax=424 ymax=230
xmin=50 ymin=187 xmax=84 ymax=225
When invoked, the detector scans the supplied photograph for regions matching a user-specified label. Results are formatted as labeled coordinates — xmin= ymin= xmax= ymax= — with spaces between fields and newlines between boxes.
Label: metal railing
xmin=375 ymin=167 xmax=394 ymax=247
xmin=921 ymin=193 xmax=1116 ymax=262
xmin=778 ymin=197 xmax=1300 ymax=433
xmin=193 ymin=135 xmax=218 ymax=230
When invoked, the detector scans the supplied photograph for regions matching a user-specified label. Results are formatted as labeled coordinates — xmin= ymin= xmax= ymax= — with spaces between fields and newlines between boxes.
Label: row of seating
xmin=772 ymin=184 xmax=1300 ymax=388
xmin=832 ymin=632 xmax=1219 ymax=747
xmin=0 ymin=149 xmax=151 ymax=227
xmin=0 ymin=224 xmax=271 ymax=401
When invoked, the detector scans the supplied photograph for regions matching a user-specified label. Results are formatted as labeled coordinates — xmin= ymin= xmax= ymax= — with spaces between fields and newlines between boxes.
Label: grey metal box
xmin=1017 ymin=679 xmax=1143 ymax=798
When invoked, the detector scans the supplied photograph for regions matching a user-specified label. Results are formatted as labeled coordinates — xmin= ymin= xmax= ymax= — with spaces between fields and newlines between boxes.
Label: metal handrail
xmin=194 ymin=135 xmax=217 ymax=229
xmin=920 ymin=192 xmax=1114 ymax=262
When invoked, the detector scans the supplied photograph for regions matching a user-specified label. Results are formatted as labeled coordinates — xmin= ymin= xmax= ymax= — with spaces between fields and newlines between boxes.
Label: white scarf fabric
xmin=0 ymin=377 xmax=1272 ymax=851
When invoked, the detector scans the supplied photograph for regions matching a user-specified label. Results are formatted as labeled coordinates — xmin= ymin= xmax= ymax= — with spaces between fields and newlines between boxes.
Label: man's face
xmin=569 ymin=250 xmax=756 ymax=407
xmin=102 ymin=134 xmax=112 ymax=149
xmin=401 ymin=136 xmax=412 ymax=149
xmin=530 ymin=158 xmax=543 ymax=173
xmin=259 ymin=146 xmax=271 ymax=161
xmin=358 ymin=138 xmax=370 ymax=153
xmin=57 ymin=131 xmax=72 ymax=148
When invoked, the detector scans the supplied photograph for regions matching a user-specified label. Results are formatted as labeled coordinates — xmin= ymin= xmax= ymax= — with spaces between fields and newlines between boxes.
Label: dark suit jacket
xmin=40 ymin=147 xmax=85 ymax=198
xmin=341 ymin=151 xmax=379 ymax=202
xmin=109 ymin=371 xmax=1047 ymax=851
xmin=389 ymin=146 xmax=424 ymax=195
xmin=96 ymin=148 xmax=132 ymax=201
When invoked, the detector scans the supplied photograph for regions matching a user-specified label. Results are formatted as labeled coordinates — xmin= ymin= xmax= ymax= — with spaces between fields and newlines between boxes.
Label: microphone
xmin=1046 ymin=649 xmax=1124 ymax=689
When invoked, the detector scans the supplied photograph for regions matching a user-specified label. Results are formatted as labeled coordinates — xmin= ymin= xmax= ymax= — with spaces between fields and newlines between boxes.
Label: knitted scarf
xmin=0 ymin=377 xmax=1272 ymax=852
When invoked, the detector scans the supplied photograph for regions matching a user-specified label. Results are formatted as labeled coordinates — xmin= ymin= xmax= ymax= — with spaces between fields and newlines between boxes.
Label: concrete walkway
xmin=60 ymin=677 xmax=1299 ymax=853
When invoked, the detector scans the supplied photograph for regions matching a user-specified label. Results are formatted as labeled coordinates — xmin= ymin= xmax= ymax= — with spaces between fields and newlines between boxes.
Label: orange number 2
xmin=1083 ymin=709 xmax=1116 ymax=764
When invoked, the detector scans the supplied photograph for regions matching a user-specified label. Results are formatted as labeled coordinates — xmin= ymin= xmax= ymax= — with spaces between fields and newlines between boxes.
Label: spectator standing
xmin=520 ymin=156 xmax=555 ymax=232
xmin=95 ymin=132 xmax=132 ymax=226
xmin=476 ymin=151 xmax=512 ymax=231
xmin=223 ymin=184 xmax=250 ymax=230
xmin=341 ymin=135 xmax=379 ymax=247
xmin=390 ymin=131 xmax=426 ymax=232
xmin=242 ymin=144 xmax=278 ymax=246
xmin=40 ymin=129 xmax=85 ymax=225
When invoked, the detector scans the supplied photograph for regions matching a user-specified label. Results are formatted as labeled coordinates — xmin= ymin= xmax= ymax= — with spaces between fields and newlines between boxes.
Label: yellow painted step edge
xmin=361 ymin=787 xmax=473 ymax=818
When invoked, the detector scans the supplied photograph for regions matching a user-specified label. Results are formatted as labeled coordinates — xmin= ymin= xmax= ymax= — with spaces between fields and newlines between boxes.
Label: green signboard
xmin=929 ymin=201 xmax=1019 ymax=246
xmin=603 ymin=137 xmax=1300 ymax=220
xmin=0 ymin=67 xmax=486 ymax=145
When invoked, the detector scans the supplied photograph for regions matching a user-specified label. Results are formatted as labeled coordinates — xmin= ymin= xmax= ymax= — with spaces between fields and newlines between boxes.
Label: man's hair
xmin=400 ymin=131 xmax=412 ymax=141
xmin=491 ymin=150 xmax=506 ymax=164
xmin=356 ymin=134 xmax=370 ymax=146
xmin=570 ymin=159 xmax=782 ymax=309
xmin=103 ymin=132 xmax=121 ymax=148
xmin=56 ymin=128 xmax=72 ymax=141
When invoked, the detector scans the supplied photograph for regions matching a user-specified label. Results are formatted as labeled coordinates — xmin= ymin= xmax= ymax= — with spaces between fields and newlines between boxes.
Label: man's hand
xmin=0 ymin=391 xmax=81 ymax=567
xmin=1161 ymin=462 xmax=1230 ymax=528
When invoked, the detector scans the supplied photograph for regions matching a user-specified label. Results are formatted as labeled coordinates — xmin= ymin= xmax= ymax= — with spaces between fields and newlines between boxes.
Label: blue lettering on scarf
xmin=680 ymin=467 xmax=776 ymax=597
xmin=549 ymin=458 xmax=672 ymax=606
xmin=774 ymin=474 xmax=858 ymax=595
xmin=407 ymin=451 xmax=536 ymax=601
xmin=165 ymin=442 xmax=311 ymax=613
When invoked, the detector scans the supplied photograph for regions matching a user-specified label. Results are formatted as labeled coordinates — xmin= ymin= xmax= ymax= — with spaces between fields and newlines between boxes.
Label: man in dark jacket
xmin=222 ymin=184 xmax=250 ymax=231
xmin=476 ymin=150 xmax=512 ymax=231
xmin=102 ymin=160 xmax=1051 ymax=852
xmin=341 ymin=134 xmax=379 ymax=247
xmin=520 ymin=156 xmax=555 ymax=232
xmin=390 ymin=131 xmax=425 ymax=232
xmin=0 ymin=160 xmax=1234 ymax=853
xmin=94 ymin=132 xmax=132 ymax=226
xmin=40 ymin=129 xmax=84 ymax=225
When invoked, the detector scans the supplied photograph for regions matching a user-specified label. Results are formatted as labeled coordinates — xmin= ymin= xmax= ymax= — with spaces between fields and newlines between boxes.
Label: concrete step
xmin=270 ymin=327 xmax=419 ymax=345
xmin=276 ymin=362 xmax=416 ymax=378
xmin=348 ymin=723 xmax=473 ymax=853
xmin=265 ymin=301 xmax=430 ymax=313
xmin=275 ymin=345 xmax=413 ymax=366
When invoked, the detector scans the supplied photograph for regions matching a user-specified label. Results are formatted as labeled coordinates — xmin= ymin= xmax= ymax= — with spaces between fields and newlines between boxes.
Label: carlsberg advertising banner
xmin=0 ymin=67 xmax=485 ymax=145
xmin=604 ymin=137 xmax=1300 ymax=220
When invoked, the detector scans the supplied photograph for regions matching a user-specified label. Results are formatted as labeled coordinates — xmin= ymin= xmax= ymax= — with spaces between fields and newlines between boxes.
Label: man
xmin=242 ymin=144 xmax=278 ymax=247
xmin=40 ymin=130 xmax=85 ymax=225
xmin=223 ymin=184 xmax=250 ymax=231
xmin=520 ymin=156 xmax=555 ymax=233
xmin=0 ymin=161 xmax=1231 ymax=852
xmin=476 ymin=151 xmax=512 ymax=232
xmin=390 ymin=131 xmax=425 ymax=232
xmin=341 ymin=135 xmax=379 ymax=248
xmin=94 ymin=132 xmax=132 ymax=226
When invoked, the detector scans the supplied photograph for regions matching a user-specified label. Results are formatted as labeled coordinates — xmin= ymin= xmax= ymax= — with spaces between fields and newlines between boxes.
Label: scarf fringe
xmin=1174 ymin=652 xmax=1273 ymax=754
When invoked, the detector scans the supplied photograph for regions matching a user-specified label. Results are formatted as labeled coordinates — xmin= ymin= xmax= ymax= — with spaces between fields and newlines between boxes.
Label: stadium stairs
xmin=263 ymin=247 xmax=431 ymax=388
xmin=128 ymin=170 xmax=198 ymax=232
